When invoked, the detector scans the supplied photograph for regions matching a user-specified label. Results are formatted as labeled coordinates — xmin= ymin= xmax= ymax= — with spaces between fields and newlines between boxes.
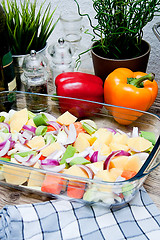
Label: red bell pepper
xmin=55 ymin=72 xmax=104 ymax=117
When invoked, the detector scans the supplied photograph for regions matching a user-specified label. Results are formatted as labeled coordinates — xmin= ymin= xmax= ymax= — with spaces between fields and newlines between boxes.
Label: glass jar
xmin=21 ymin=50 xmax=49 ymax=112
xmin=48 ymin=38 xmax=74 ymax=88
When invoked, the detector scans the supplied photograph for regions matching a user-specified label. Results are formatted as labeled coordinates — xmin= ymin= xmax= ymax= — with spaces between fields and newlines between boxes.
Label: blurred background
xmin=42 ymin=0 xmax=160 ymax=81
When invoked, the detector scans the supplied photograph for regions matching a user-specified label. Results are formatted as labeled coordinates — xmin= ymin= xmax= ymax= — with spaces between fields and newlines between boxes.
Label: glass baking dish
xmin=0 ymin=91 xmax=159 ymax=209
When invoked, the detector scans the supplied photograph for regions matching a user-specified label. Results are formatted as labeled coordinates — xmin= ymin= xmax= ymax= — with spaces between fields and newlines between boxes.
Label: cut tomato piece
xmin=121 ymin=170 xmax=137 ymax=180
xmin=73 ymin=122 xmax=86 ymax=136
xmin=47 ymin=125 xmax=56 ymax=132
xmin=39 ymin=155 xmax=46 ymax=160
xmin=2 ymin=154 xmax=11 ymax=159
xmin=85 ymin=155 xmax=90 ymax=161
xmin=41 ymin=174 xmax=65 ymax=195
xmin=67 ymin=181 xmax=85 ymax=199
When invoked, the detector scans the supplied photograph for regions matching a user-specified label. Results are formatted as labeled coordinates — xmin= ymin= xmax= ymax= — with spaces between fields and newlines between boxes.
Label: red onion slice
xmin=22 ymin=125 xmax=36 ymax=134
xmin=18 ymin=133 xmax=27 ymax=145
xmin=47 ymin=121 xmax=61 ymax=131
xmin=10 ymin=139 xmax=16 ymax=149
xmin=103 ymin=150 xmax=131 ymax=170
xmin=14 ymin=152 xmax=42 ymax=166
xmin=14 ymin=154 xmax=34 ymax=164
xmin=21 ymin=130 xmax=33 ymax=141
xmin=116 ymin=129 xmax=130 ymax=137
xmin=0 ymin=140 xmax=10 ymax=157
xmin=14 ymin=142 xmax=31 ymax=152
xmin=46 ymin=149 xmax=64 ymax=161
xmin=131 ymin=127 xmax=139 ymax=138
xmin=78 ymin=146 xmax=93 ymax=158
xmin=63 ymin=125 xmax=69 ymax=135
xmin=90 ymin=151 xmax=98 ymax=163
xmin=0 ymin=134 xmax=11 ymax=150
xmin=57 ymin=129 xmax=68 ymax=145
xmin=0 ymin=122 xmax=11 ymax=133
xmin=45 ymin=150 xmax=61 ymax=160
xmin=106 ymin=128 xmax=116 ymax=134
xmin=77 ymin=164 xmax=94 ymax=179
xmin=41 ymin=163 xmax=66 ymax=172
xmin=65 ymin=123 xmax=77 ymax=145
xmin=41 ymin=159 xmax=60 ymax=166
xmin=26 ymin=152 xmax=42 ymax=166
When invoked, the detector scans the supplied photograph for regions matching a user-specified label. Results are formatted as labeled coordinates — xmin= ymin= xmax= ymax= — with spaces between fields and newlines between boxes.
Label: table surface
xmin=0 ymin=78 xmax=160 ymax=210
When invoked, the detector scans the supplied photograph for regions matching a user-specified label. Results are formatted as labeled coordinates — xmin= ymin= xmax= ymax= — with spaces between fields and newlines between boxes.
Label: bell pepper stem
xmin=127 ymin=73 xmax=155 ymax=88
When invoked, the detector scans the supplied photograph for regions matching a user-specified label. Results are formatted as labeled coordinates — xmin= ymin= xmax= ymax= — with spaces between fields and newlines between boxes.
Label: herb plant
xmin=74 ymin=0 xmax=160 ymax=59
xmin=2 ymin=0 xmax=58 ymax=55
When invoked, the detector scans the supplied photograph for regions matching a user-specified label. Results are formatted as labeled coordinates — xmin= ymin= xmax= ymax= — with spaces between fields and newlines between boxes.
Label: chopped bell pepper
xmin=104 ymin=68 xmax=158 ymax=125
xmin=55 ymin=72 xmax=104 ymax=117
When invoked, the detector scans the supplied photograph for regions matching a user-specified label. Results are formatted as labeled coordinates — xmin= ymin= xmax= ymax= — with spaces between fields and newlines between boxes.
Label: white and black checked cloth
xmin=0 ymin=187 xmax=160 ymax=240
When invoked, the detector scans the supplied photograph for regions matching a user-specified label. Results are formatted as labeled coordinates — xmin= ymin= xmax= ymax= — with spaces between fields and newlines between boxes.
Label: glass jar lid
xmin=48 ymin=38 xmax=73 ymax=65
xmin=22 ymin=50 xmax=48 ymax=77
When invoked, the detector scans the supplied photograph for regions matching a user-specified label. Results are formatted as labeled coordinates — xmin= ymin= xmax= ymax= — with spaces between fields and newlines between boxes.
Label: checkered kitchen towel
xmin=0 ymin=187 xmax=160 ymax=240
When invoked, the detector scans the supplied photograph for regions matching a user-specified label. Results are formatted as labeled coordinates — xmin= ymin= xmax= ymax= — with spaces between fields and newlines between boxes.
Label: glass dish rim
xmin=0 ymin=90 xmax=159 ymax=186
xmin=1 ymin=90 xmax=160 ymax=119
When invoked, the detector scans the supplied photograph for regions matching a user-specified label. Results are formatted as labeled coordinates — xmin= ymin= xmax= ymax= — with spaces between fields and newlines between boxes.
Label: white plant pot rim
xmin=12 ymin=43 xmax=47 ymax=58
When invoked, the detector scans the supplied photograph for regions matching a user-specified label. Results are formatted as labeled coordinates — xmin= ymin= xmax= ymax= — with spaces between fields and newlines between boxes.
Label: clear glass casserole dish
xmin=0 ymin=91 xmax=159 ymax=209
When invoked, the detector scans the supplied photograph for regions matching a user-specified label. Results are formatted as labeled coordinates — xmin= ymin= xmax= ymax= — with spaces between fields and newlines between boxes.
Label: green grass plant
xmin=2 ymin=0 xmax=58 ymax=55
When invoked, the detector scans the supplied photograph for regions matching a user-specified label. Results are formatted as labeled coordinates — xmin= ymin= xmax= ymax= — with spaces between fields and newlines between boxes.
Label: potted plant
xmin=2 ymin=0 xmax=59 ymax=89
xmin=74 ymin=0 xmax=160 ymax=81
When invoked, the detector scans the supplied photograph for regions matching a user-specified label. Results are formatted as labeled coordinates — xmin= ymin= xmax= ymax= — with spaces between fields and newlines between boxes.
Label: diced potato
xmin=93 ymin=143 xmax=111 ymax=156
xmin=78 ymin=132 xmax=92 ymax=142
xmin=94 ymin=128 xmax=113 ymax=145
xmin=26 ymin=118 xmax=37 ymax=127
xmin=111 ymin=133 xmax=128 ymax=145
xmin=3 ymin=162 xmax=30 ymax=185
xmin=28 ymin=171 xmax=45 ymax=187
xmin=109 ymin=142 xmax=129 ymax=152
xmin=63 ymin=165 xmax=88 ymax=179
xmin=127 ymin=137 xmax=152 ymax=152
xmin=74 ymin=133 xmax=90 ymax=152
xmin=95 ymin=170 xmax=115 ymax=182
xmin=0 ymin=166 xmax=4 ymax=180
xmin=109 ymin=168 xmax=123 ymax=181
xmin=87 ymin=161 xmax=104 ymax=174
xmin=40 ymin=142 xmax=62 ymax=157
xmin=95 ymin=170 xmax=115 ymax=192
xmin=123 ymin=155 xmax=142 ymax=172
xmin=56 ymin=111 xmax=77 ymax=126
xmin=27 ymin=136 xmax=45 ymax=149
xmin=10 ymin=108 xmax=28 ymax=133
xmin=110 ymin=156 xmax=129 ymax=170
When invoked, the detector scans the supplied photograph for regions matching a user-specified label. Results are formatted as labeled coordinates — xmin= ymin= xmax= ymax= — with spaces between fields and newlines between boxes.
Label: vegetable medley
xmin=0 ymin=108 xmax=156 ymax=203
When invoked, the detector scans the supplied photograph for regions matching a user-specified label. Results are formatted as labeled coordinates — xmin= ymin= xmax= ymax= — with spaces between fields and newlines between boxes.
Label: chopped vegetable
xmin=60 ymin=145 xmax=76 ymax=165
xmin=35 ymin=126 xmax=47 ymax=136
xmin=0 ymin=107 xmax=157 ymax=205
xmin=69 ymin=157 xmax=91 ymax=166
xmin=41 ymin=174 xmax=64 ymax=195
xmin=82 ymin=122 xmax=96 ymax=135
xmin=140 ymin=131 xmax=156 ymax=145
xmin=33 ymin=113 xmax=49 ymax=127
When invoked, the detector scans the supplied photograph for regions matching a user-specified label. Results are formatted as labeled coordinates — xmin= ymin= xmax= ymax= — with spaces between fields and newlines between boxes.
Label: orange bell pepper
xmin=104 ymin=68 xmax=158 ymax=125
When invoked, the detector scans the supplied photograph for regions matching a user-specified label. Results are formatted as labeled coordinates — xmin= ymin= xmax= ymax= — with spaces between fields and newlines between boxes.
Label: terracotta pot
xmin=91 ymin=40 xmax=151 ymax=82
